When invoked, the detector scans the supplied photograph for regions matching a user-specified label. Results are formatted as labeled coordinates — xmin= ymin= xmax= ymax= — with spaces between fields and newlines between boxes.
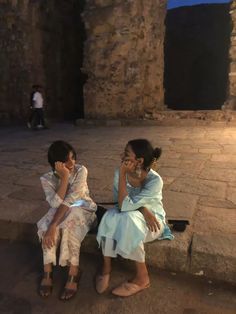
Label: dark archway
xmin=41 ymin=0 xmax=86 ymax=120
xmin=164 ymin=3 xmax=232 ymax=110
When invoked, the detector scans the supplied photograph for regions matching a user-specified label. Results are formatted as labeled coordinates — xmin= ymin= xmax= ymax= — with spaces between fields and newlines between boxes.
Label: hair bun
xmin=153 ymin=147 xmax=162 ymax=160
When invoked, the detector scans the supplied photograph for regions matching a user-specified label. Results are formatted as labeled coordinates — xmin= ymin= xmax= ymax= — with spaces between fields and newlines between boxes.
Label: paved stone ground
xmin=0 ymin=240 xmax=236 ymax=314
xmin=0 ymin=122 xmax=236 ymax=284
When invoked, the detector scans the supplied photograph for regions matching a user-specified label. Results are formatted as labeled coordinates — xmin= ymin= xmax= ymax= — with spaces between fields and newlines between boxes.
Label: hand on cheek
xmin=120 ymin=160 xmax=135 ymax=173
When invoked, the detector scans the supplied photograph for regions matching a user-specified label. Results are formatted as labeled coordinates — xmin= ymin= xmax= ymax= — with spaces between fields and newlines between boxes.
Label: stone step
xmin=1 ymin=218 xmax=236 ymax=285
xmin=190 ymin=233 xmax=236 ymax=285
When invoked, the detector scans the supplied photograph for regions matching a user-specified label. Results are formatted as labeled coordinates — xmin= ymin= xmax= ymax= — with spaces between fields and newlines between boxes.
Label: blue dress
xmin=97 ymin=169 xmax=173 ymax=257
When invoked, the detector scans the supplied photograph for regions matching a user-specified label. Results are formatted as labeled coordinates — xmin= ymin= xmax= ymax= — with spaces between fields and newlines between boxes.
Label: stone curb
xmin=75 ymin=111 xmax=236 ymax=127
xmin=1 ymin=218 xmax=235 ymax=285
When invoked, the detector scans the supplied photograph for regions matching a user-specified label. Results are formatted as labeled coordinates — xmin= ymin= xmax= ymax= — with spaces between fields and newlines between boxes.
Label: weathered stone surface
xmin=225 ymin=2 xmax=236 ymax=109
xmin=178 ymin=160 xmax=205 ymax=177
xmin=194 ymin=205 xmax=236 ymax=234
xmin=0 ymin=0 xmax=84 ymax=123
xmin=170 ymin=178 xmax=227 ymax=198
xmin=190 ymin=233 xmax=236 ymax=284
xmin=163 ymin=190 xmax=199 ymax=220
xmin=15 ymin=175 xmax=41 ymax=188
xmin=211 ymin=154 xmax=236 ymax=162
xmin=198 ymin=148 xmax=222 ymax=154
xmin=0 ymin=220 xmax=38 ymax=242
xmin=0 ymin=199 xmax=47 ymax=223
xmin=0 ymin=166 xmax=24 ymax=183
xmin=204 ymin=160 xmax=236 ymax=170
xmin=226 ymin=186 xmax=236 ymax=205
xmin=145 ymin=228 xmax=193 ymax=272
xmin=198 ymin=196 xmax=235 ymax=209
xmin=162 ymin=177 xmax=175 ymax=189
xmin=158 ymin=167 xmax=183 ymax=178
xmin=83 ymin=0 xmax=167 ymax=118
xmin=179 ymin=153 xmax=210 ymax=161
xmin=0 ymin=184 xmax=19 ymax=200
xmin=8 ymin=186 xmax=45 ymax=202
xmin=161 ymin=152 xmax=181 ymax=159
xmin=0 ymin=1 xmax=236 ymax=121
xmin=199 ymin=167 xmax=236 ymax=183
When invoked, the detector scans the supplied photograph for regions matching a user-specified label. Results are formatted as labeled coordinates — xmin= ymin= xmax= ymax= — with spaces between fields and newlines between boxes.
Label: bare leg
xmin=131 ymin=261 xmax=150 ymax=287
xmin=65 ymin=264 xmax=79 ymax=290
xmin=39 ymin=263 xmax=53 ymax=297
xmin=60 ymin=264 xmax=79 ymax=300
xmin=95 ymin=256 xmax=111 ymax=294
xmin=111 ymin=261 xmax=150 ymax=296
xmin=102 ymin=256 xmax=112 ymax=274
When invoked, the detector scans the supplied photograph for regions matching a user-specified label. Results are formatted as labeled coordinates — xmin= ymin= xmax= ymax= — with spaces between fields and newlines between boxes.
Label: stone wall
xmin=1 ymin=0 xmax=235 ymax=124
xmin=0 ymin=0 xmax=84 ymax=123
xmin=224 ymin=0 xmax=236 ymax=110
xmin=82 ymin=0 xmax=167 ymax=119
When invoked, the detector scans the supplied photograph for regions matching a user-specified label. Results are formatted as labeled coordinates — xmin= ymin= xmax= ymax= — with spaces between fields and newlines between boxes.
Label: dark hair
xmin=32 ymin=84 xmax=42 ymax=89
xmin=47 ymin=140 xmax=76 ymax=170
xmin=128 ymin=139 xmax=162 ymax=170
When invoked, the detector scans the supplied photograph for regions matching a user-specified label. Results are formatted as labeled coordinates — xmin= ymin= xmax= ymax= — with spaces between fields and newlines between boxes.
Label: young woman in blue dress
xmin=96 ymin=139 xmax=173 ymax=297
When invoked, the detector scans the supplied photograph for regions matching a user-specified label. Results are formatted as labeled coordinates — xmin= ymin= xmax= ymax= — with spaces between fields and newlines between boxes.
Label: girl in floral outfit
xmin=37 ymin=140 xmax=97 ymax=300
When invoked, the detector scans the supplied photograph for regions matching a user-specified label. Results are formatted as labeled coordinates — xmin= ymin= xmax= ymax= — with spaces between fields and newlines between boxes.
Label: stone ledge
xmin=190 ymin=233 xmax=236 ymax=284
xmin=0 ymin=217 xmax=192 ymax=273
xmin=145 ymin=227 xmax=193 ymax=273
xmin=1 ymin=218 xmax=236 ymax=285
xmin=75 ymin=110 xmax=236 ymax=127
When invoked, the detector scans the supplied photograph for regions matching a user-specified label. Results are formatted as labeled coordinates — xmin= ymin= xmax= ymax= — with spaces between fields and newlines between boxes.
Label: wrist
xmin=49 ymin=222 xmax=57 ymax=229
xmin=139 ymin=207 xmax=147 ymax=214
xmin=61 ymin=173 xmax=69 ymax=181
xmin=119 ymin=168 xmax=127 ymax=177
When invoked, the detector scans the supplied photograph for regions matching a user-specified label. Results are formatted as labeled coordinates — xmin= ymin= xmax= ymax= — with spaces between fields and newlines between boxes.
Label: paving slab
xmin=198 ymin=196 xmax=235 ymax=209
xmin=163 ymin=190 xmax=199 ymax=222
xmin=226 ymin=186 xmax=236 ymax=205
xmin=170 ymin=177 xmax=227 ymax=198
xmin=211 ymin=154 xmax=236 ymax=162
xmin=194 ymin=205 xmax=236 ymax=235
xmin=199 ymin=167 xmax=236 ymax=183
xmin=190 ymin=233 xmax=236 ymax=284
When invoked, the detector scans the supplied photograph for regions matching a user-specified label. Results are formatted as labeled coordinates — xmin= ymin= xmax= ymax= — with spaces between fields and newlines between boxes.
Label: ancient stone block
xmin=190 ymin=233 xmax=236 ymax=284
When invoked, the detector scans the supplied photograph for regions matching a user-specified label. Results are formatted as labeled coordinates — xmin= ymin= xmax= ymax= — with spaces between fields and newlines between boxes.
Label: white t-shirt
xmin=33 ymin=91 xmax=43 ymax=108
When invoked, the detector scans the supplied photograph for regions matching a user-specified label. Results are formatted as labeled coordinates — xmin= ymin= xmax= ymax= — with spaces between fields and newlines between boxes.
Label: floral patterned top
xmin=40 ymin=164 xmax=97 ymax=211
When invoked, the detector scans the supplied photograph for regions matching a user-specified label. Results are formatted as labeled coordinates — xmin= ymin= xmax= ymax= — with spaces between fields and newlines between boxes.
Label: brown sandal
xmin=39 ymin=272 xmax=53 ymax=297
xmin=60 ymin=272 xmax=81 ymax=301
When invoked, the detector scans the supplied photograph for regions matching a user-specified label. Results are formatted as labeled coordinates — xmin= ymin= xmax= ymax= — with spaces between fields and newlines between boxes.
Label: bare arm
xmin=43 ymin=162 xmax=70 ymax=248
xmin=118 ymin=160 xmax=135 ymax=208
xmin=138 ymin=207 xmax=160 ymax=232
xmin=49 ymin=161 xmax=70 ymax=225
xmin=54 ymin=161 xmax=70 ymax=199
xmin=118 ymin=169 xmax=128 ymax=208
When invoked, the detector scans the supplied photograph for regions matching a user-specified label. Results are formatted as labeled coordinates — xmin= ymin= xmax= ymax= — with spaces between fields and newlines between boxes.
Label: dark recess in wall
xmin=164 ymin=3 xmax=232 ymax=110
xmin=41 ymin=0 xmax=87 ymax=120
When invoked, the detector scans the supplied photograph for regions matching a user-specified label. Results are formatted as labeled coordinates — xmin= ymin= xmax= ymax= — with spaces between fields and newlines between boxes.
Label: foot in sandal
xmin=95 ymin=273 xmax=110 ymax=294
xmin=112 ymin=281 xmax=150 ymax=297
xmin=60 ymin=272 xmax=81 ymax=301
xmin=39 ymin=272 xmax=53 ymax=297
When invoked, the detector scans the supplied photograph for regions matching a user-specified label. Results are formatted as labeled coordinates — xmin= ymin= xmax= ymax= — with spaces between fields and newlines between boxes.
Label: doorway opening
xmin=164 ymin=3 xmax=232 ymax=110
xmin=41 ymin=0 xmax=87 ymax=120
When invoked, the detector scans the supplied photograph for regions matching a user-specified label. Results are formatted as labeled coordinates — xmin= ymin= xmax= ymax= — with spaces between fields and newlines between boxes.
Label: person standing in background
xmin=28 ymin=85 xmax=46 ymax=129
